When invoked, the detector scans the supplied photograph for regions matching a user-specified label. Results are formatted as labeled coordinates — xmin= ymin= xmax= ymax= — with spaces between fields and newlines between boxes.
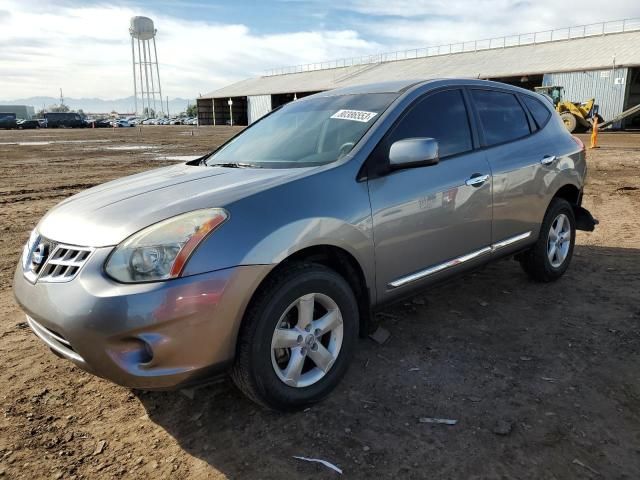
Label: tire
xmin=519 ymin=198 xmax=576 ymax=282
xmin=231 ymin=263 xmax=359 ymax=411
xmin=560 ymin=112 xmax=577 ymax=133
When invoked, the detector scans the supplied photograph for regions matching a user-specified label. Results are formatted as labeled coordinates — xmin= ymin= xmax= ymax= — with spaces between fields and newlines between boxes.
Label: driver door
xmin=366 ymin=88 xmax=493 ymax=303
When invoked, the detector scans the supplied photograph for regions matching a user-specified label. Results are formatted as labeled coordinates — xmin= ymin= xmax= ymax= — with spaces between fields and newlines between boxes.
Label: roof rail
xmin=264 ymin=18 xmax=640 ymax=77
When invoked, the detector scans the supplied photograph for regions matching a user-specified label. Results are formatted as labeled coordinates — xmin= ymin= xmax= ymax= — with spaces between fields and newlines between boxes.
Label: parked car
xmin=111 ymin=119 xmax=131 ymax=128
xmin=16 ymin=119 xmax=40 ymax=129
xmin=0 ymin=112 xmax=17 ymax=129
xmin=88 ymin=119 xmax=111 ymax=128
xmin=44 ymin=112 xmax=85 ymax=128
xmin=14 ymin=79 xmax=597 ymax=410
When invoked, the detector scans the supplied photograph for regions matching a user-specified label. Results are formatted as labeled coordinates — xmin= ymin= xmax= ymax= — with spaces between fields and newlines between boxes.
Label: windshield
xmin=206 ymin=93 xmax=397 ymax=168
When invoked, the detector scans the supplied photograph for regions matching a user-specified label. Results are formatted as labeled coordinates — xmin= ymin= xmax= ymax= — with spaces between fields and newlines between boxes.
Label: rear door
xmin=366 ymin=88 xmax=493 ymax=303
xmin=468 ymin=88 xmax=547 ymax=253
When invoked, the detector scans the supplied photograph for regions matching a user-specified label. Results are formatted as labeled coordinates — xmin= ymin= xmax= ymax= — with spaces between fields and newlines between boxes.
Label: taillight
xmin=572 ymin=135 xmax=585 ymax=151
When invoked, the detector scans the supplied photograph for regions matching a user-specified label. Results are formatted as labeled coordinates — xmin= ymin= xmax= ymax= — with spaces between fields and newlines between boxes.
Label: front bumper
xmin=13 ymin=247 xmax=272 ymax=389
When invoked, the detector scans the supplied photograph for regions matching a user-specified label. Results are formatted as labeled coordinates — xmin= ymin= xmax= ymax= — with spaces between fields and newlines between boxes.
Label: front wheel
xmin=231 ymin=263 xmax=358 ymax=410
xmin=519 ymin=198 xmax=576 ymax=282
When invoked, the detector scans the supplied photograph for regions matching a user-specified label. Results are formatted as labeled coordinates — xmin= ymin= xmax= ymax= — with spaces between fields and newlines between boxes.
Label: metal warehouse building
xmin=197 ymin=19 xmax=640 ymax=129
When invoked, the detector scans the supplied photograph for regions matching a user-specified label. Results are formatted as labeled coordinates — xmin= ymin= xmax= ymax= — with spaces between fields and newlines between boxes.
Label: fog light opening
xmin=139 ymin=339 xmax=154 ymax=365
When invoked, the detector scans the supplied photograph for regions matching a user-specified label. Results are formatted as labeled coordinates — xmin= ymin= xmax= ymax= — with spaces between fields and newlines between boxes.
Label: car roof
xmin=318 ymin=79 xmax=425 ymax=96
xmin=313 ymin=77 xmax=539 ymax=97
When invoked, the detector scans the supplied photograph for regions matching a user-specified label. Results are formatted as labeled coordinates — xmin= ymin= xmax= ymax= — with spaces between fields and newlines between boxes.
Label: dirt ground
xmin=0 ymin=126 xmax=638 ymax=479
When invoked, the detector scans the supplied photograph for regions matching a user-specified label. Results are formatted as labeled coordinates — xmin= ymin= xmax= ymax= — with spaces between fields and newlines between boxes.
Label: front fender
xmin=241 ymin=216 xmax=375 ymax=277
xmin=181 ymin=162 xmax=376 ymax=291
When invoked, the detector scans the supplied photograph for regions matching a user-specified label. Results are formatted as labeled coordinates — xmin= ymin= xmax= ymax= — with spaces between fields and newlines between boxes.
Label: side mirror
xmin=389 ymin=138 xmax=439 ymax=169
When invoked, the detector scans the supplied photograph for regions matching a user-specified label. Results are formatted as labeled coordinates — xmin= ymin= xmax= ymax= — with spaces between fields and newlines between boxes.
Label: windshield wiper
xmin=208 ymin=162 xmax=262 ymax=168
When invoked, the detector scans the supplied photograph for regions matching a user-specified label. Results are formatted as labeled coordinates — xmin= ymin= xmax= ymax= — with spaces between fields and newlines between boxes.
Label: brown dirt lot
xmin=0 ymin=126 xmax=639 ymax=479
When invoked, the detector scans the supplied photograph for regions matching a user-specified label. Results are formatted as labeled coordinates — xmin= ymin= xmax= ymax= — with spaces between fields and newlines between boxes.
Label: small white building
xmin=0 ymin=105 xmax=35 ymax=120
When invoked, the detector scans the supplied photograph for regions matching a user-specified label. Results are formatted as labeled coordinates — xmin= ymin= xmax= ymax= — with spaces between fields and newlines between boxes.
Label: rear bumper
xmin=13 ymin=247 xmax=272 ymax=389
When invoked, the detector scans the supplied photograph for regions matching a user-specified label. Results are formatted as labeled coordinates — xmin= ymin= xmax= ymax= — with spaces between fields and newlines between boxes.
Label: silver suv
xmin=14 ymin=79 xmax=596 ymax=410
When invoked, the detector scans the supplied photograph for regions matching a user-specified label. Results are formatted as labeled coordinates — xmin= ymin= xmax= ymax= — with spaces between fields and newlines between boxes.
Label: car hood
xmin=37 ymin=163 xmax=309 ymax=247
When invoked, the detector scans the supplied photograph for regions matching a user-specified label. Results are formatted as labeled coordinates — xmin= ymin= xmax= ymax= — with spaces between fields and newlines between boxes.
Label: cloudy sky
xmin=1 ymin=0 xmax=639 ymax=100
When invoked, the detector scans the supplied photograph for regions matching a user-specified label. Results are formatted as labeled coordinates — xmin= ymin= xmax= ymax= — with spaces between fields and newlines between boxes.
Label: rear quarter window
xmin=471 ymin=89 xmax=531 ymax=146
xmin=522 ymin=95 xmax=552 ymax=129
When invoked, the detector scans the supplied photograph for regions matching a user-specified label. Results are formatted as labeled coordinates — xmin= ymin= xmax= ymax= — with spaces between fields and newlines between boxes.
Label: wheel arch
xmin=553 ymin=183 xmax=581 ymax=206
xmin=551 ymin=183 xmax=597 ymax=231
xmin=243 ymin=244 xmax=373 ymax=338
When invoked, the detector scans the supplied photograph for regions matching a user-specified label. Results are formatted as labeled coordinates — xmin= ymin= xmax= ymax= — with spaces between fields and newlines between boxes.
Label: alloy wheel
xmin=270 ymin=293 xmax=344 ymax=388
xmin=547 ymin=213 xmax=571 ymax=268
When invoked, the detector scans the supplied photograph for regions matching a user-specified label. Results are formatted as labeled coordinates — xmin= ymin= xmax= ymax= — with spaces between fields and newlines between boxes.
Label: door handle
xmin=541 ymin=155 xmax=556 ymax=166
xmin=465 ymin=174 xmax=490 ymax=187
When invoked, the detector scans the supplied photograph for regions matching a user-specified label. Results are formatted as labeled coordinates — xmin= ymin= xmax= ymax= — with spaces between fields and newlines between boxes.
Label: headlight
xmin=105 ymin=208 xmax=228 ymax=283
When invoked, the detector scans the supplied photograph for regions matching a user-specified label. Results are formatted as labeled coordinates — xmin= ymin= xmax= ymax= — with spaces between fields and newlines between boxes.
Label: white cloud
xmin=1 ymin=0 xmax=639 ymax=101
xmin=0 ymin=1 xmax=381 ymax=100
xmin=342 ymin=0 xmax=640 ymax=48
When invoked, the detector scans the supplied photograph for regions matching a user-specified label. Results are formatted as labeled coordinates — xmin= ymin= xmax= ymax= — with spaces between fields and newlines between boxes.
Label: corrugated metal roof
xmin=200 ymin=31 xmax=640 ymax=99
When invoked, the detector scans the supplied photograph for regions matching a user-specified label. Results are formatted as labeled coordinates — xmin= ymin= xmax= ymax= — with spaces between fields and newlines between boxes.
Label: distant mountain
xmin=0 ymin=96 xmax=193 ymax=115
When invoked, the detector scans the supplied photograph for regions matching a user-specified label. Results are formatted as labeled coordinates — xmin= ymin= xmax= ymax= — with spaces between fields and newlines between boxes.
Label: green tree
xmin=49 ymin=104 xmax=70 ymax=113
xmin=186 ymin=104 xmax=197 ymax=117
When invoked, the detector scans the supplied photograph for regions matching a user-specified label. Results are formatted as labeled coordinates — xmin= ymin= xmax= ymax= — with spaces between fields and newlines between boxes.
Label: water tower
xmin=129 ymin=16 xmax=163 ymax=116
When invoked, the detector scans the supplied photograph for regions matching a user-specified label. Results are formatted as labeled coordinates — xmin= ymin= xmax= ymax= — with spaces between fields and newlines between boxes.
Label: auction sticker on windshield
xmin=330 ymin=110 xmax=378 ymax=123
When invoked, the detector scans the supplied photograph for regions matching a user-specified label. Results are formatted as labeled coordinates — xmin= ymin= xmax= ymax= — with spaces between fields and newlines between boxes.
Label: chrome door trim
xmin=387 ymin=231 xmax=532 ymax=289
xmin=388 ymin=246 xmax=492 ymax=288
xmin=491 ymin=231 xmax=532 ymax=251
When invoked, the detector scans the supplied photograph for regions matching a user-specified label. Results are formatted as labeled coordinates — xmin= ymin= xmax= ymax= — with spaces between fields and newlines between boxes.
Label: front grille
xmin=38 ymin=246 xmax=92 ymax=282
xmin=23 ymin=235 xmax=94 ymax=284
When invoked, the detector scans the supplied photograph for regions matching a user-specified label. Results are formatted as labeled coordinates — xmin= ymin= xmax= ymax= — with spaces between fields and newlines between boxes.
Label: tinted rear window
xmin=471 ymin=90 xmax=531 ymax=146
xmin=522 ymin=95 xmax=552 ymax=129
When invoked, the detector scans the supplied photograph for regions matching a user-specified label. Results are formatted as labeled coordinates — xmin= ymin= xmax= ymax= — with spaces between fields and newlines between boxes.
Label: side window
xmin=522 ymin=95 xmax=551 ymax=129
xmin=388 ymin=89 xmax=473 ymax=158
xmin=471 ymin=90 xmax=531 ymax=146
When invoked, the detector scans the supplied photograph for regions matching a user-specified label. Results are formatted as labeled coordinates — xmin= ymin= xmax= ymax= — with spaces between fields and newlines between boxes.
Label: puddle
xmin=104 ymin=145 xmax=156 ymax=150
xmin=0 ymin=139 xmax=111 ymax=146
xmin=153 ymin=155 xmax=201 ymax=161
xmin=0 ymin=141 xmax=51 ymax=146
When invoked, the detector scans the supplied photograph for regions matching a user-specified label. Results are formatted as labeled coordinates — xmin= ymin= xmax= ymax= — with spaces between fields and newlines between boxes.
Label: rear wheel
xmin=519 ymin=198 xmax=576 ymax=282
xmin=560 ymin=112 xmax=577 ymax=133
xmin=231 ymin=263 xmax=358 ymax=410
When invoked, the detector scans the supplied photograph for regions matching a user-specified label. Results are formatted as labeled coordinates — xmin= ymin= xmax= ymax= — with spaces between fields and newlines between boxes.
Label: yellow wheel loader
xmin=534 ymin=86 xmax=603 ymax=133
